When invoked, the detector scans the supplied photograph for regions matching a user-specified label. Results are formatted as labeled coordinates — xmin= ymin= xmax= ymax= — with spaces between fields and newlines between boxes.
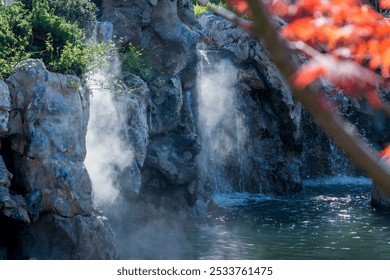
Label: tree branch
xmin=196 ymin=0 xmax=390 ymax=195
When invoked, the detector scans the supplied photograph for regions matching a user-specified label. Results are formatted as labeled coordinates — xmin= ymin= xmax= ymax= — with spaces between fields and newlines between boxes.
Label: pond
xmin=195 ymin=176 xmax=390 ymax=260
xmin=119 ymin=176 xmax=390 ymax=260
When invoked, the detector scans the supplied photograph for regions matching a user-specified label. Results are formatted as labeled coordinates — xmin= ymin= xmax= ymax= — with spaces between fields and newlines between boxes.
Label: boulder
xmin=0 ymin=186 xmax=30 ymax=224
xmin=6 ymin=59 xmax=92 ymax=217
xmin=14 ymin=213 xmax=117 ymax=260
xmin=101 ymin=0 xmax=199 ymax=76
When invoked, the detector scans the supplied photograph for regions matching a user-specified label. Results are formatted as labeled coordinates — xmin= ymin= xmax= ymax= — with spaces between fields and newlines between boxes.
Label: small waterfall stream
xmin=301 ymin=111 xmax=358 ymax=179
xmin=84 ymin=54 xmax=136 ymax=207
xmin=196 ymin=50 xmax=246 ymax=194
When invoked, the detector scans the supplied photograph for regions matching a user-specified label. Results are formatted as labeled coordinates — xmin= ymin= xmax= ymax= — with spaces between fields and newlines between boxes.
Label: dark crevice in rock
xmin=0 ymin=137 xmax=24 ymax=195
xmin=0 ymin=215 xmax=26 ymax=260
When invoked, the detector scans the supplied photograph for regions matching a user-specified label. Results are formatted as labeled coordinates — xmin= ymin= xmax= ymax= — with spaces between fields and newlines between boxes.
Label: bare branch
xmin=246 ymin=0 xmax=390 ymax=195
xmin=197 ymin=0 xmax=390 ymax=194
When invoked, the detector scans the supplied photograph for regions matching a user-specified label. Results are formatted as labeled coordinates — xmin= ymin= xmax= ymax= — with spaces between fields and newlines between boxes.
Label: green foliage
xmin=193 ymin=1 xmax=229 ymax=17
xmin=0 ymin=0 xmax=109 ymax=78
xmin=49 ymin=0 xmax=98 ymax=29
xmin=119 ymin=44 xmax=151 ymax=77
xmin=28 ymin=0 xmax=86 ymax=70
xmin=119 ymin=44 xmax=164 ymax=94
xmin=51 ymin=40 xmax=115 ymax=76
xmin=194 ymin=2 xmax=210 ymax=16
xmin=0 ymin=2 xmax=31 ymax=77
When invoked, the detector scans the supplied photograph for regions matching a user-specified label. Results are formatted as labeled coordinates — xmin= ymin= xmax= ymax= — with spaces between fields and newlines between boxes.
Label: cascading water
xmin=196 ymin=50 xmax=247 ymax=194
xmin=301 ymin=111 xmax=357 ymax=179
xmin=84 ymin=55 xmax=135 ymax=206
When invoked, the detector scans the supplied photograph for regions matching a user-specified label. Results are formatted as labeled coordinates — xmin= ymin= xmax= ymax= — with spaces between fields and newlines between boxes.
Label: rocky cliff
xmin=99 ymin=0 xmax=201 ymax=210
xmin=0 ymin=60 xmax=116 ymax=259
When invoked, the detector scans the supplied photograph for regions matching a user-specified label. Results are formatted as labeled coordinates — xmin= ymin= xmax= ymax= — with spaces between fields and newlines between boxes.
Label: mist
xmin=84 ymin=56 xmax=133 ymax=206
xmin=197 ymin=57 xmax=246 ymax=192
xmin=83 ymin=51 xmax=195 ymax=259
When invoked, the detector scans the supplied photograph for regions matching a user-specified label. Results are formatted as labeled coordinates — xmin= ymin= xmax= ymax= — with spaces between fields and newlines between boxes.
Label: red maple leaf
xmin=291 ymin=43 xmax=382 ymax=108
xmin=380 ymin=0 xmax=390 ymax=9
xmin=380 ymin=145 xmax=390 ymax=165
xmin=226 ymin=0 xmax=250 ymax=14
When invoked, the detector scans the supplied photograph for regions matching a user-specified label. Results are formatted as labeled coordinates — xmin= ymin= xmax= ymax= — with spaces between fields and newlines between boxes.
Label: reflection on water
xmin=193 ymin=176 xmax=390 ymax=259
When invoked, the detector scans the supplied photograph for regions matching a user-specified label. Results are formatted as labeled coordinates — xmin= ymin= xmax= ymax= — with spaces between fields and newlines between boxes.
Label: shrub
xmin=119 ymin=44 xmax=151 ymax=78
xmin=193 ymin=1 xmax=229 ymax=17
xmin=119 ymin=44 xmax=164 ymax=94
xmin=0 ymin=0 xmax=108 ymax=78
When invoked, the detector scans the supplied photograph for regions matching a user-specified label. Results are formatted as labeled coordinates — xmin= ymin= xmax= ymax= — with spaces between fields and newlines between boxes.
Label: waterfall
xmin=84 ymin=55 xmax=134 ymax=206
xmin=301 ymin=111 xmax=358 ymax=179
xmin=196 ymin=50 xmax=247 ymax=194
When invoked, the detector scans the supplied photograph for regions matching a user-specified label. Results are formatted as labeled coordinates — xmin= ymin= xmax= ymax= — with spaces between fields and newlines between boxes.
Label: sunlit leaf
xmin=292 ymin=62 xmax=326 ymax=89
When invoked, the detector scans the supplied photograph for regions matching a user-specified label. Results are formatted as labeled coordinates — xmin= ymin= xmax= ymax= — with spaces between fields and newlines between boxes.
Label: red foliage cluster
xmin=227 ymin=0 xmax=250 ymax=14
xmin=381 ymin=0 xmax=390 ymax=9
xmin=227 ymin=0 xmax=390 ymax=107
xmin=271 ymin=1 xmax=390 ymax=75
xmin=223 ymin=0 xmax=390 ymax=172
xmin=380 ymin=144 xmax=390 ymax=164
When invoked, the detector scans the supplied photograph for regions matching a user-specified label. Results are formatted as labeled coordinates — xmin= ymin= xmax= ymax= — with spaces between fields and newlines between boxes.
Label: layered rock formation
xmin=0 ymin=60 xmax=116 ymax=259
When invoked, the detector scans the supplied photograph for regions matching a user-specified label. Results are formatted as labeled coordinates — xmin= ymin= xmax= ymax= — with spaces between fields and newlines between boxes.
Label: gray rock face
xmin=113 ymin=73 xmax=150 ymax=198
xmin=144 ymin=133 xmax=199 ymax=185
xmin=197 ymin=13 xmax=302 ymax=194
xmin=6 ymin=59 xmax=92 ymax=217
xmin=149 ymin=77 xmax=183 ymax=135
xmin=95 ymin=21 xmax=114 ymax=44
xmin=0 ymin=156 xmax=12 ymax=188
xmin=0 ymin=60 xmax=116 ymax=259
xmin=99 ymin=0 xmax=201 ymax=209
xmin=101 ymin=0 xmax=199 ymax=76
xmin=0 ymin=186 xmax=30 ymax=224
xmin=14 ymin=213 xmax=116 ymax=260
xmin=177 ymin=0 xmax=200 ymax=29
